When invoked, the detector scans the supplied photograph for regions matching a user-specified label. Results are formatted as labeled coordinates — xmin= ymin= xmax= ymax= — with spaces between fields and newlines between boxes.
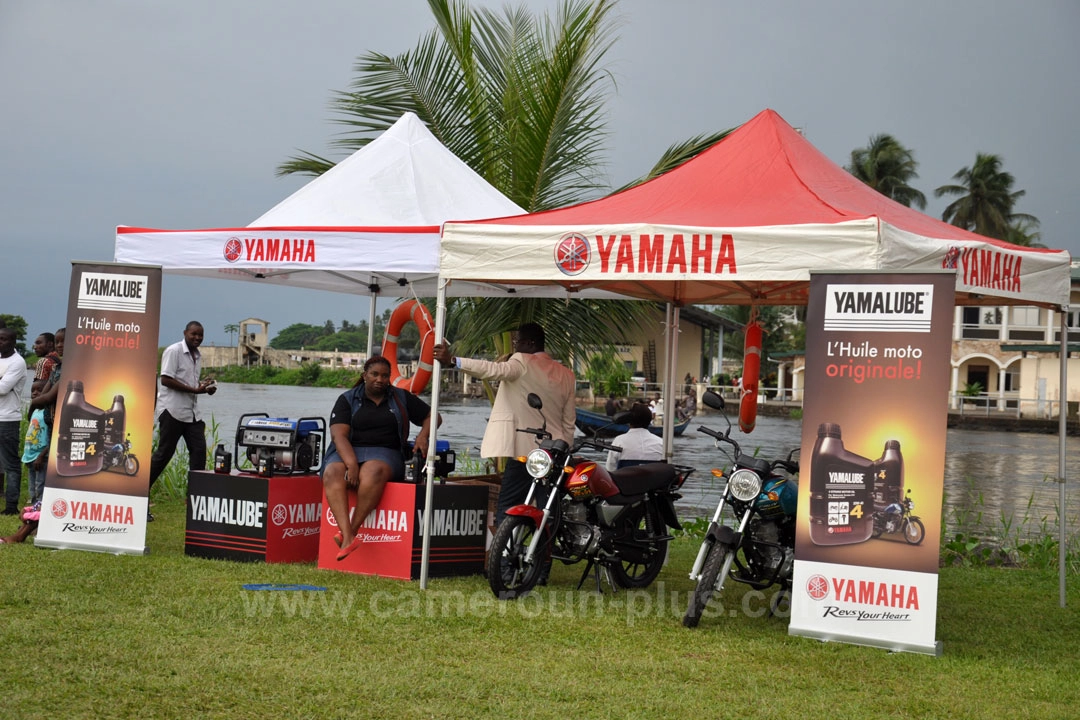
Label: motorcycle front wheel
xmin=488 ymin=516 xmax=546 ymax=600
xmin=124 ymin=456 xmax=140 ymax=476
xmin=683 ymin=542 xmax=733 ymax=628
xmin=903 ymin=518 xmax=926 ymax=545
xmin=608 ymin=504 xmax=668 ymax=589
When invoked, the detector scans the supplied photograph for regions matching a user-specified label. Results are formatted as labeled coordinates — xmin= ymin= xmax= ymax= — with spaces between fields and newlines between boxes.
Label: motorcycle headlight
xmin=728 ymin=468 xmax=763 ymax=502
xmin=525 ymin=449 xmax=554 ymax=478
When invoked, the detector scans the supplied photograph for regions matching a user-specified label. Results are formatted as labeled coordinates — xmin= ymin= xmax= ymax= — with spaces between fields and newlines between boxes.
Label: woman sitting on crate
xmin=323 ymin=355 xmax=438 ymax=562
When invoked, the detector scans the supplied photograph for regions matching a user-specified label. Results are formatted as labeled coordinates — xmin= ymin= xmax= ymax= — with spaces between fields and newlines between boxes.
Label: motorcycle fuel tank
xmin=757 ymin=476 xmax=799 ymax=518
xmin=565 ymin=461 xmax=619 ymax=500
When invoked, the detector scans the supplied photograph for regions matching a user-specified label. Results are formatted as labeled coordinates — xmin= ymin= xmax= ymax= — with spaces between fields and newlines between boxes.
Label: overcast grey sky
xmin=2 ymin=0 xmax=1077 ymax=346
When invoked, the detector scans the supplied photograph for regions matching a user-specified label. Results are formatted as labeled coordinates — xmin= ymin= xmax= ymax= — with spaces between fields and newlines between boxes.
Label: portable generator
xmin=406 ymin=439 xmax=457 ymax=482
xmin=234 ymin=413 xmax=326 ymax=477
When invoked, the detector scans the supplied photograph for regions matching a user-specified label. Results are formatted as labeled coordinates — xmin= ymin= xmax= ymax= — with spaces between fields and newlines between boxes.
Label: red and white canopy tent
xmin=434 ymin=108 xmax=1072 ymax=598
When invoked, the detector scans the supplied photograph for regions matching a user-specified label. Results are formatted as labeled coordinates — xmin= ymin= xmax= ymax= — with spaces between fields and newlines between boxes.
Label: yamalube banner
xmin=788 ymin=272 xmax=953 ymax=655
xmin=36 ymin=262 xmax=162 ymax=554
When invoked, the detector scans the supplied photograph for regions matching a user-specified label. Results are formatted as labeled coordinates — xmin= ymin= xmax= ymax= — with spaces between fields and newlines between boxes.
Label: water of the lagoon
xmin=204 ymin=383 xmax=1077 ymax=542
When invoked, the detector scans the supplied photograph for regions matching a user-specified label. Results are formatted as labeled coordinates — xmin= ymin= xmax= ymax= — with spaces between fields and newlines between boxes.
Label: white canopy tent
xmin=114 ymin=112 xmax=606 ymax=357
xmin=433 ymin=109 xmax=1073 ymax=601
xmin=114 ymin=112 xmax=614 ymax=586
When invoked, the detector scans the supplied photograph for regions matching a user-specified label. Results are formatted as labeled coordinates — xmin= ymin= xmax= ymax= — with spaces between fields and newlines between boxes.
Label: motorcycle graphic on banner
xmin=788 ymin=272 xmax=953 ymax=656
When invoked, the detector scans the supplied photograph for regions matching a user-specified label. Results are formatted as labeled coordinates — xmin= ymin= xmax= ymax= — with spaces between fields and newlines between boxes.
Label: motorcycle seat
xmin=609 ymin=462 xmax=678 ymax=497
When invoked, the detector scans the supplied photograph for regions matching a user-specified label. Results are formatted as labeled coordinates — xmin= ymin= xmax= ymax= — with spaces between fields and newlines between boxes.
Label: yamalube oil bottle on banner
xmin=56 ymin=380 xmax=107 ymax=476
xmin=808 ymin=423 xmax=875 ymax=546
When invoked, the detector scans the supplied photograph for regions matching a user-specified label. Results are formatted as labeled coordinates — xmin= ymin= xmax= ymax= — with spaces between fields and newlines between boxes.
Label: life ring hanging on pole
xmin=739 ymin=319 xmax=762 ymax=434
xmin=381 ymin=299 xmax=435 ymax=394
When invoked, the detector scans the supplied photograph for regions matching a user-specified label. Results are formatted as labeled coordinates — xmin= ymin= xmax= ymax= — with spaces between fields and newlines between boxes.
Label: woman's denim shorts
xmin=322 ymin=445 xmax=405 ymax=482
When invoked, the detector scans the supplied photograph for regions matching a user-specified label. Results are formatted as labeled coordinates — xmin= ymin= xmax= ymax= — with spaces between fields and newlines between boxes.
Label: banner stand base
xmin=32 ymin=537 xmax=148 ymax=556
xmin=789 ymin=627 xmax=943 ymax=657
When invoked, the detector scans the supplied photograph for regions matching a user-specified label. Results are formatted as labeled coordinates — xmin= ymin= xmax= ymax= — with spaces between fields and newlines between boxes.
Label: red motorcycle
xmin=488 ymin=394 xmax=693 ymax=599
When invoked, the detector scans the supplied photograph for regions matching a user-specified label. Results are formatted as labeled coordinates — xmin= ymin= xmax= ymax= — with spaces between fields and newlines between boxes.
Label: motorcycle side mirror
xmin=787 ymin=447 xmax=800 ymax=464
xmin=702 ymin=390 xmax=725 ymax=411
xmin=527 ymin=392 xmax=548 ymax=435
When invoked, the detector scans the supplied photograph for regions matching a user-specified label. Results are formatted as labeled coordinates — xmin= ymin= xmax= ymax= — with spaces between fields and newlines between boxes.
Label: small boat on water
xmin=575 ymin=407 xmax=691 ymax=438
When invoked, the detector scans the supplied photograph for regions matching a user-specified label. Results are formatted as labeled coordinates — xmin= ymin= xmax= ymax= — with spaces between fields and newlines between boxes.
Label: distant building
xmin=238 ymin=318 xmax=270 ymax=365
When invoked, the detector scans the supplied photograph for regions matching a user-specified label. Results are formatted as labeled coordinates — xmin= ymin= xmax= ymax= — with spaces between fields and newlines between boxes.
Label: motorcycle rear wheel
xmin=683 ymin=542 xmax=731 ymax=628
xmin=903 ymin=518 xmax=926 ymax=545
xmin=608 ymin=504 xmax=667 ymax=589
xmin=488 ymin=516 xmax=546 ymax=600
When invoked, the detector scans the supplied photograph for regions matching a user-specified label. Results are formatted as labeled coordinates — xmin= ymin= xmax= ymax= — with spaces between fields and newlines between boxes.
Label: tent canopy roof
xmin=250 ymin=112 xmax=523 ymax=228
xmin=115 ymin=112 xmax=542 ymax=299
xmin=441 ymin=109 xmax=1071 ymax=307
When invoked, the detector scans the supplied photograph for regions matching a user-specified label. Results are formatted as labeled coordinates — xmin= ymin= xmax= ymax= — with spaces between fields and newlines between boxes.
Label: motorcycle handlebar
xmin=696 ymin=425 xmax=725 ymax=441
xmin=773 ymin=459 xmax=800 ymax=474
xmin=697 ymin=425 xmax=739 ymax=454
xmin=517 ymin=427 xmax=550 ymax=439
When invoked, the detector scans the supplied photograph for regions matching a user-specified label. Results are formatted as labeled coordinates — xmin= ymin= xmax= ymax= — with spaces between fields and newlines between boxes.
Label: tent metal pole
xmin=670 ymin=305 xmax=681 ymax=459
xmin=1059 ymin=308 xmax=1068 ymax=608
xmin=419 ymin=280 xmax=448 ymax=589
xmin=716 ymin=325 xmax=725 ymax=382
xmin=661 ymin=304 xmax=678 ymax=459
xmin=367 ymin=291 xmax=377 ymax=359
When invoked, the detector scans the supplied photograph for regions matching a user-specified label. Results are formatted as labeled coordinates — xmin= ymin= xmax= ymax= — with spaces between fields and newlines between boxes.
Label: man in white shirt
xmin=148 ymin=322 xmax=216 ymax=515
xmin=0 ymin=328 xmax=28 ymax=514
xmin=606 ymin=402 xmax=664 ymax=471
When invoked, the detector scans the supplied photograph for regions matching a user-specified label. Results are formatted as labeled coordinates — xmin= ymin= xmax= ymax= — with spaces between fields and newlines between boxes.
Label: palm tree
xmin=279 ymin=0 xmax=617 ymax=213
xmin=846 ymin=134 xmax=927 ymax=209
xmin=276 ymin=0 xmax=660 ymax=363
xmin=615 ymin=129 xmax=733 ymax=192
xmin=934 ymin=153 xmax=1035 ymax=241
xmin=1005 ymin=216 xmax=1044 ymax=248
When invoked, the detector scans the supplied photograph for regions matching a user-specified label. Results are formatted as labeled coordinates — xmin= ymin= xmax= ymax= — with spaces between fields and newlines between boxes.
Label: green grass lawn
xmin=2 ymin=497 xmax=1077 ymax=719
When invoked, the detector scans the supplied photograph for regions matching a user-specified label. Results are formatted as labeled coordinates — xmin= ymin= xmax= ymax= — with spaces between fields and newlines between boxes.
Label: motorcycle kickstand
xmin=575 ymin=560 xmax=596 ymax=591
xmin=575 ymin=560 xmax=617 ymax=594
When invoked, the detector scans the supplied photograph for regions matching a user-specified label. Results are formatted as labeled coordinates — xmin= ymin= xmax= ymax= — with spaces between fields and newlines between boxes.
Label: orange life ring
xmin=381 ymin=299 xmax=435 ymax=394
xmin=739 ymin=321 xmax=762 ymax=434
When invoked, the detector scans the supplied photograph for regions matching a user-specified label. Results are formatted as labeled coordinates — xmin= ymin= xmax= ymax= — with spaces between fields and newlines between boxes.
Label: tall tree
xmin=279 ymin=0 xmax=617 ymax=213
xmin=846 ymin=134 xmax=927 ymax=209
xmin=934 ymin=152 xmax=1036 ymax=240
xmin=1005 ymin=217 xmax=1044 ymax=248
xmin=276 ymin=0 xmax=656 ymax=361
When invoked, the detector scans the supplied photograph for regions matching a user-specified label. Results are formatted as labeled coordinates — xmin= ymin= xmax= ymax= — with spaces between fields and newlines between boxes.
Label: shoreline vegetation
xmin=209 ymin=363 xmax=361 ymax=388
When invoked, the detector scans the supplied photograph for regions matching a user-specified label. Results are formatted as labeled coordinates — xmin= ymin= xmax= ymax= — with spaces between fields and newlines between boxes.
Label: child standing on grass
xmin=22 ymin=379 xmax=49 ymax=507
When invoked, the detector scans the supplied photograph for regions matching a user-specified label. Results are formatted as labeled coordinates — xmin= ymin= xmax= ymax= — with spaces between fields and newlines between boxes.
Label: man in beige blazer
xmin=433 ymin=323 xmax=576 ymax=524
